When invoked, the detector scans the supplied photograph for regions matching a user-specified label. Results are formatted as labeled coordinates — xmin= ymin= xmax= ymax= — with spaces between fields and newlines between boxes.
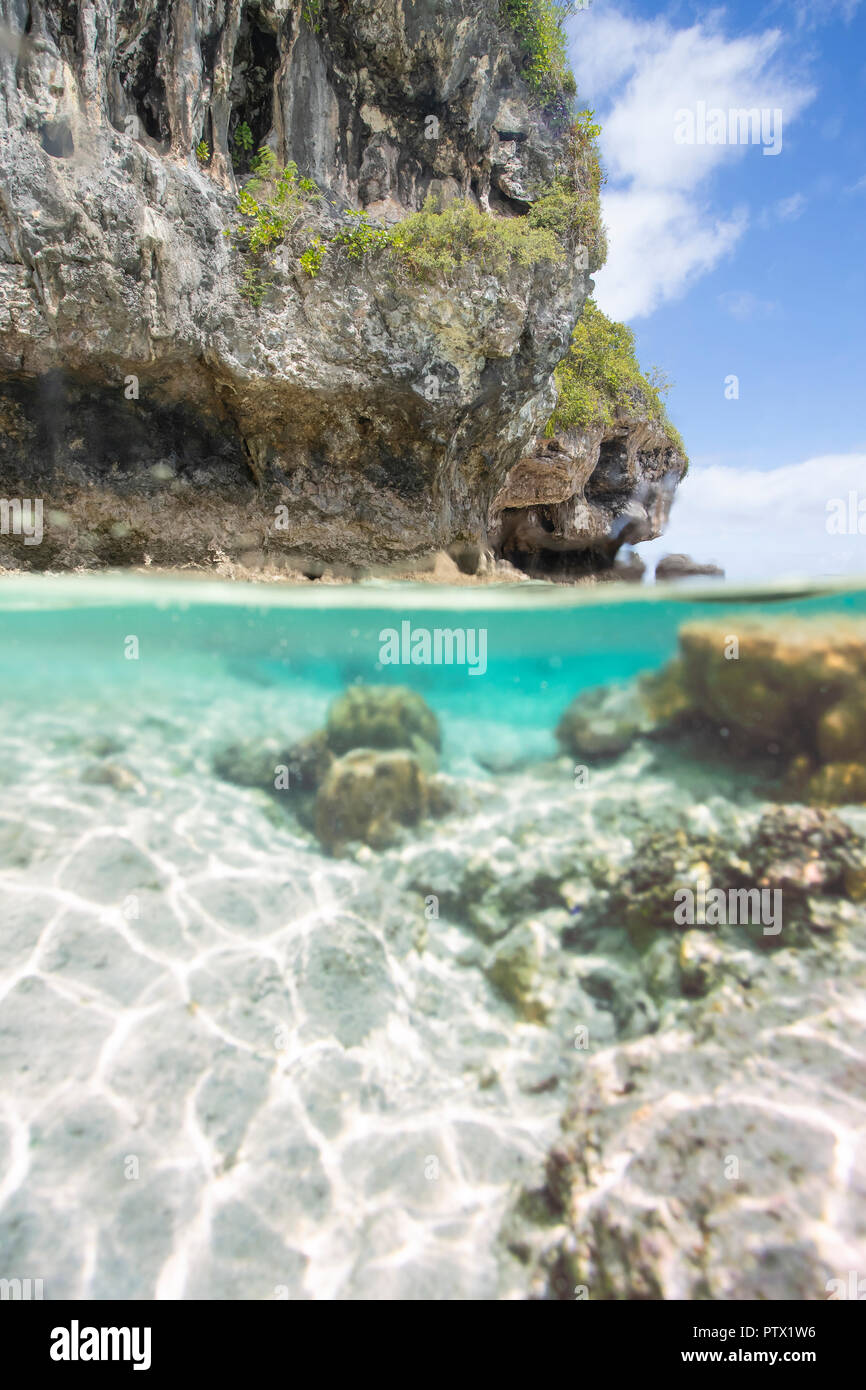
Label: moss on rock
xmin=325 ymin=685 xmax=441 ymax=759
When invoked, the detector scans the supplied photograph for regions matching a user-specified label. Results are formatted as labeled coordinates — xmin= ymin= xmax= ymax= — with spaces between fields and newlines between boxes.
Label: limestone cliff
xmin=0 ymin=1 xmax=681 ymax=573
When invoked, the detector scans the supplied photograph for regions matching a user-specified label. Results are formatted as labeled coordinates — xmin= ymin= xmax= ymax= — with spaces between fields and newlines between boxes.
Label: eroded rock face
xmin=488 ymin=415 xmax=686 ymax=579
xmin=0 ymin=0 xmax=591 ymax=568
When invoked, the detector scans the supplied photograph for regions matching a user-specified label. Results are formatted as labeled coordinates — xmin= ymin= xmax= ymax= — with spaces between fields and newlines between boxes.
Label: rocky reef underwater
xmin=0 ymin=574 xmax=864 ymax=1301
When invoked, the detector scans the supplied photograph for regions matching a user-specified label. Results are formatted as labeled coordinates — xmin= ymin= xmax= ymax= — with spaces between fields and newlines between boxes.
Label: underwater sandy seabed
xmin=1 ymin=574 xmax=865 ymax=1300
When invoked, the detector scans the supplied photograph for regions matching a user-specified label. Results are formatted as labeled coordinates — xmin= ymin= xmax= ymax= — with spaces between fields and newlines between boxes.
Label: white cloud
xmin=718 ymin=289 xmax=777 ymax=320
xmin=769 ymin=0 xmax=862 ymax=29
xmin=775 ymin=192 xmax=807 ymax=220
xmin=638 ymin=453 xmax=866 ymax=582
xmin=757 ymin=191 xmax=807 ymax=228
xmin=567 ymin=8 xmax=815 ymax=319
xmin=597 ymin=187 xmax=746 ymax=320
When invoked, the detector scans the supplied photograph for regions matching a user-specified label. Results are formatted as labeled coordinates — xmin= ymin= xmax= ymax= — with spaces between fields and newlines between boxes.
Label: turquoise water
xmin=2 ymin=572 xmax=865 ymax=725
xmin=1 ymin=572 xmax=865 ymax=1300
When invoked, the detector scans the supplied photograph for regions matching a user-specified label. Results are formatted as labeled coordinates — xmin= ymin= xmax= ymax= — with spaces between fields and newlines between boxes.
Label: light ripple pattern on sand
xmin=0 ymin=681 xmax=586 ymax=1300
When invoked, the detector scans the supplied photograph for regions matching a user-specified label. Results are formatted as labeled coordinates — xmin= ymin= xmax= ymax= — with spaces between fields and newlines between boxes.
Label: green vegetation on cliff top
xmin=388 ymin=197 xmax=561 ymax=280
xmin=222 ymin=46 xmax=680 ymax=462
xmin=549 ymin=298 xmax=688 ymax=463
xmin=225 ymin=161 xmax=682 ymax=460
xmin=499 ymin=0 xmax=578 ymax=109
xmin=229 ymin=166 xmax=577 ymax=292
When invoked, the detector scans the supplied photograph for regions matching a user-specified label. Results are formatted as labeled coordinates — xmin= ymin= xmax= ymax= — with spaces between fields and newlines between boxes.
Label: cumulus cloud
xmin=598 ymin=186 xmax=746 ymax=320
xmin=566 ymin=7 xmax=815 ymax=319
xmin=638 ymin=454 xmax=866 ymax=582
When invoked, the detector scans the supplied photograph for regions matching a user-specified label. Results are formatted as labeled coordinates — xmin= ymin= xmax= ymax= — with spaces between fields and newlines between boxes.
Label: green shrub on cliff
xmin=333 ymin=209 xmax=393 ymax=260
xmin=299 ymin=237 xmax=328 ymax=277
xmin=500 ymin=0 xmax=577 ymax=109
xmin=528 ymin=176 xmax=606 ymax=270
xmin=549 ymin=299 xmax=687 ymax=460
xmin=239 ymin=264 xmax=269 ymax=307
xmin=232 ymin=120 xmax=254 ymax=172
xmin=534 ymin=109 xmax=607 ymax=269
xmin=298 ymin=208 xmax=396 ymax=276
xmin=388 ymin=196 xmax=561 ymax=282
xmin=237 ymin=149 xmax=320 ymax=250
xmin=302 ymin=0 xmax=324 ymax=32
xmin=228 ymin=148 xmax=320 ymax=303
xmin=299 ymin=196 xmax=563 ymax=284
xmin=568 ymin=110 xmax=604 ymax=188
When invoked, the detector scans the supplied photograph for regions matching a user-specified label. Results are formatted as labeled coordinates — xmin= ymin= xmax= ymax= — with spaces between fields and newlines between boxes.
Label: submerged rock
xmin=212 ymin=729 xmax=334 ymax=811
xmin=675 ymin=619 xmax=866 ymax=804
xmin=81 ymin=761 xmax=144 ymax=794
xmin=211 ymin=686 xmax=442 ymax=849
xmin=484 ymin=923 xmax=549 ymax=1023
xmin=555 ymin=617 xmax=866 ymax=805
xmin=675 ymin=621 xmax=857 ymax=746
xmin=283 ymin=730 xmax=336 ymax=793
xmin=614 ymin=811 xmax=865 ymax=953
xmin=212 ymin=738 xmax=290 ymax=791
xmin=750 ymin=806 xmax=861 ymax=896
xmin=556 ymin=682 xmax=652 ymax=758
xmin=313 ymin=749 xmax=430 ymax=854
xmin=515 ymin=936 xmax=866 ymax=1300
xmin=790 ymin=758 xmax=866 ymax=809
xmin=326 ymin=685 xmax=441 ymax=761
xmin=600 ymin=826 xmax=752 ymax=950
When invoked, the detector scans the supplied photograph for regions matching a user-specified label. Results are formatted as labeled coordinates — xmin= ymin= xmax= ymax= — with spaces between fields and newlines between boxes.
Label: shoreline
xmin=0 ymin=563 xmax=859 ymax=610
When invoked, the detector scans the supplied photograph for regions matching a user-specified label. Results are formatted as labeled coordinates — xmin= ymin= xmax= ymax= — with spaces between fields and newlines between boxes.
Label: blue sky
xmin=564 ymin=0 xmax=866 ymax=579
